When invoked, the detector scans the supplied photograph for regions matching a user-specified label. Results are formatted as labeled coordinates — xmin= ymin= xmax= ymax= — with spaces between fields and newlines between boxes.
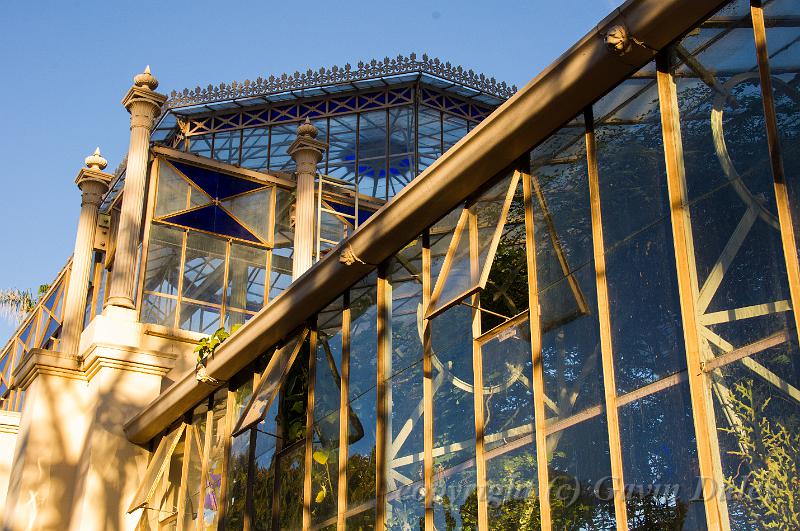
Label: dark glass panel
xmin=594 ymin=73 xmax=688 ymax=393
xmin=161 ymin=205 xmax=261 ymax=244
xmin=547 ymin=416 xmax=616 ymax=529
xmin=170 ymin=160 xmax=263 ymax=200
xmin=312 ymin=298 xmax=343 ymax=525
xmin=532 ymin=120 xmax=605 ymax=416
xmin=480 ymin=180 xmax=528 ymax=333
xmin=430 ymin=303 xmax=477 ymax=528
xmin=618 ymin=382 xmax=705 ymax=529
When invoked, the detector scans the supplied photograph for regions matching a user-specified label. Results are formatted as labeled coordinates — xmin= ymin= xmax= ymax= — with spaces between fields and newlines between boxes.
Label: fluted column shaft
xmin=292 ymin=151 xmax=321 ymax=279
xmin=61 ymin=180 xmax=109 ymax=355
xmin=108 ymin=92 xmax=165 ymax=309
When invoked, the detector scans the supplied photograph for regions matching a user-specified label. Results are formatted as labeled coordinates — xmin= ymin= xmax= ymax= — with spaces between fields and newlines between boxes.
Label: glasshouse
xmin=1 ymin=0 xmax=799 ymax=529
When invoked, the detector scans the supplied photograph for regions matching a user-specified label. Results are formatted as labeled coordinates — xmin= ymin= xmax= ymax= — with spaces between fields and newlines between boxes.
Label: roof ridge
xmin=165 ymin=52 xmax=517 ymax=109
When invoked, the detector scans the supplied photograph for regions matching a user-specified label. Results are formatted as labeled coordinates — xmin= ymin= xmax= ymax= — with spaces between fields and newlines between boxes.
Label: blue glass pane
xmin=170 ymin=160 xmax=264 ymax=200
xmin=161 ymin=205 xmax=260 ymax=243
xmin=37 ymin=317 xmax=61 ymax=349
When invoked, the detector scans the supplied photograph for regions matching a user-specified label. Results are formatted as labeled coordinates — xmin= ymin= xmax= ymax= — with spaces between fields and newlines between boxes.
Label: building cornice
xmin=164 ymin=53 xmax=518 ymax=110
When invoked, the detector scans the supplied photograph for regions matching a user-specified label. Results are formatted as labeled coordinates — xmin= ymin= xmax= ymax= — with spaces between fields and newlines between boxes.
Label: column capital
xmin=121 ymin=66 xmax=167 ymax=119
xmin=288 ymin=118 xmax=328 ymax=164
xmin=75 ymin=148 xmax=113 ymax=205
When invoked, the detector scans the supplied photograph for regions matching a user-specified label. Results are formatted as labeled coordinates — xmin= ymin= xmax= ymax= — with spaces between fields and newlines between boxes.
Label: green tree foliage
xmin=721 ymin=379 xmax=800 ymax=530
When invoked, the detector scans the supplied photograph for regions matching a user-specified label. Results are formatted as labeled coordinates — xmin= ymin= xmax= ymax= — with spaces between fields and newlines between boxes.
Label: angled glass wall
xmin=131 ymin=1 xmax=800 ymax=529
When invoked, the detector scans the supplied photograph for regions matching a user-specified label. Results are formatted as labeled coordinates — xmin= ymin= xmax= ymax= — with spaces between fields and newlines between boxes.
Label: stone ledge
xmin=0 ymin=411 xmax=21 ymax=434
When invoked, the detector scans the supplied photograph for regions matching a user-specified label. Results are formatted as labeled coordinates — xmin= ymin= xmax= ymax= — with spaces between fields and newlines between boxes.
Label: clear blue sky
xmin=0 ymin=0 xmax=623 ymax=341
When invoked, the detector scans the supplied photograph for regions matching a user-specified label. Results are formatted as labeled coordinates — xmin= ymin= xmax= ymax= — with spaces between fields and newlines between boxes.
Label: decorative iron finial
xmin=134 ymin=65 xmax=159 ymax=90
xmin=84 ymin=147 xmax=108 ymax=170
xmin=296 ymin=117 xmax=318 ymax=139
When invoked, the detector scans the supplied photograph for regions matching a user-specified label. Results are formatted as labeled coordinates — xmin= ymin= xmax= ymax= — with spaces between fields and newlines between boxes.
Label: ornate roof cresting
xmin=165 ymin=53 xmax=518 ymax=109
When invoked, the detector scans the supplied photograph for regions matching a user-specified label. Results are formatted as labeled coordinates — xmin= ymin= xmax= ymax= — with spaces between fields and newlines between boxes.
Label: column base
xmin=105 ymin=296 xmax=136 ymax=310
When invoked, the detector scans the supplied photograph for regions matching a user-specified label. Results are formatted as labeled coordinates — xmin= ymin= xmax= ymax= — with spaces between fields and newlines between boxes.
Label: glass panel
xmin=182 ymin=232 xmax=226 ymax=306
xmin=595 ymin=74 xmax=689 ymax=394
xmin=241 ymin=127 xmax=269 ymax=170
xmin=181 ymin=406 xmax=207 ymax=531
xmin=328 ymin=114 xmax=359 ymax=185
xmin=253 ymin=399 xmax=279 ymax=531
xmin=129 ymin=424 xmax=186 ymax=512
xmin=276 ymin=344 xmax=309 ymax=530
xmin=619 ymin=382 xmax=705 ymax=528
xmin=480 ymin=319 xmax=540 ymax=528
xmin=384 ymin=239 xmax=425 ymax=527
xmin=347 ymin=274 xmax=378 ymax=510
xmin=227 ymin=242 xmax=268 ymax=313
xmin=710 ymin=351 xmax=800 ymax=530
xmin=225 ymin=431 xmax=249 ymax=530
xmin=235 ymin=333 xmax=304 ymax=433
xmin=312 ymin=298 xmax=343 ymax=526
xmin=213 ymin=130 xmax=241 ymax=165
xmin=388 ymin=106 xmax=415 ymax=199
xmin=140 ymin=293 xmax=177 ymax=329
xmin=273 ymin=187 xmax=294 ymax=250
xmin=430 ymin=303 xmax=477 ymax=528
xmin=358 ymin=110 xmax=388 ymax=200
xmin=269 ymin=124 xmax=296 ymax=173
xmin=144 ymin=224 xmax=183 ymax=296
xmin=428 ymin=171 xmax=518 ymax=317
xmin=189 ymin=133 xmax=213 ymax=159
xmin=221 ymin=188 xmax=273 ymax=244
xmin=532 ymin=119 xmax=615 ymax=527
xmin=275 ymin=442 xmax=306 ymax=530
xmin=225 ymin=380 xmax=253 ymax=531
xmin=417 ymin=106 xmax=441 ymax=174
xmin=269 ymin=247 xmax=293 ymax=301
xmin=179 ymin=302 xmax=221 ymax=335
xmin=156 ymin=161 xmax=196 ymax=217
xmin=480 ymin=180 xmax=528 ymax=333
xmin=202 ymin=390 xmax=228 ymax=530
xmin=547 ymin=417 xmax=616 ymax=529
xmin=442 ymin=113 xmax=468 ymax=153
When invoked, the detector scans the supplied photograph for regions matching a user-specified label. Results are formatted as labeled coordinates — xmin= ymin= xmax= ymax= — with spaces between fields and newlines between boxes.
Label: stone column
xmin=288 ymin=119 xmax=328 ymax=279
xmin=107 ymin=67 xmax=166 ymax=310
xmin=60 ymin=149 xmax=112 ymax=356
